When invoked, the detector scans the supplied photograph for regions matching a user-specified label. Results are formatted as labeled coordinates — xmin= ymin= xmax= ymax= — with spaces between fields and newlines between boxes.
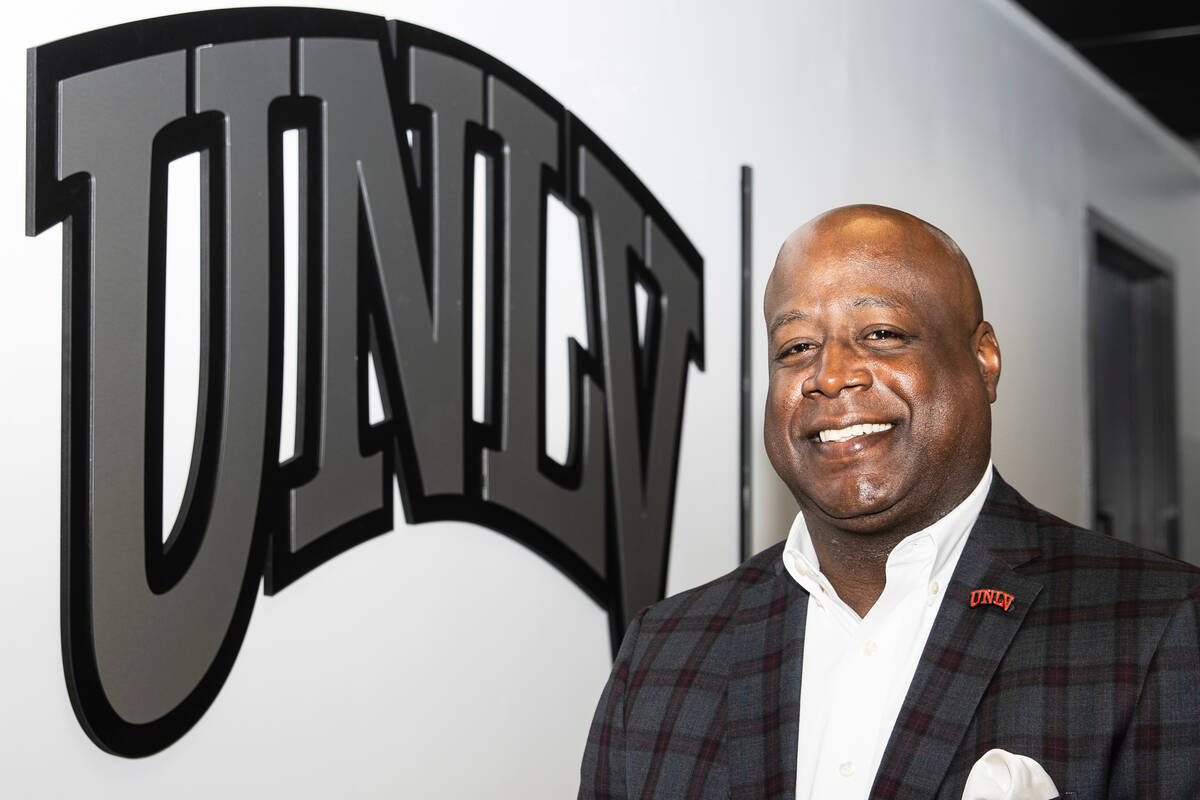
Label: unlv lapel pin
xmin=970 ymin=589 xmax=1015 ymax=611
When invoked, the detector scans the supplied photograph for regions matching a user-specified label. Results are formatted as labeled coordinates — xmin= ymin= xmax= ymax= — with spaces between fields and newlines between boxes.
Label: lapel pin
xmin=969 ymin=588 xmax=1014 ymax=611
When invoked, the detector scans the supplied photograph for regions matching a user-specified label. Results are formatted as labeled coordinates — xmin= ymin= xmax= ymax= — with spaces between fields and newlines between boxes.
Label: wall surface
xmin=2 ymin=1 xmax=1197 ymax=797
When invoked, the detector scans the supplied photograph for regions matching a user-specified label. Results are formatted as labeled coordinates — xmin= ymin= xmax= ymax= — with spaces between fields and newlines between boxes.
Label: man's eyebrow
xmin=769 ymin=296 xmax=903 ymax=335
xmin=768 ymin=309 xmax=809 ymax=336
xmin=851 ymin=295 xmax=902 ymax=310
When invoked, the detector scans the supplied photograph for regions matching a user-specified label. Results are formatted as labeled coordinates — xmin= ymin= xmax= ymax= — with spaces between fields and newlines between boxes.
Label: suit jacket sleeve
xmin=1107 ymin=586 xmax=1200 ymax=799
xmin=579 ymin=610 xmax=645 ymax=800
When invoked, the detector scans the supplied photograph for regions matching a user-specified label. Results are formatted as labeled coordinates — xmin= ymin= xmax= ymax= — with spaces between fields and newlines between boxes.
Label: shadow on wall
xmin=753 ymin=445 xmax=799 ymax=553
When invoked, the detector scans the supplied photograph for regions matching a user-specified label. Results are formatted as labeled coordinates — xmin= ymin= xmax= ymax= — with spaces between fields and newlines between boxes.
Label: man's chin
xmin=798 ymin=486 xmax=908 ymax=532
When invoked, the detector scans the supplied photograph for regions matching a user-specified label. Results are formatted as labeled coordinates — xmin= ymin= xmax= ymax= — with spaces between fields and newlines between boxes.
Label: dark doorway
xmin=1088 ymin=213 xmax=1180 ymax=557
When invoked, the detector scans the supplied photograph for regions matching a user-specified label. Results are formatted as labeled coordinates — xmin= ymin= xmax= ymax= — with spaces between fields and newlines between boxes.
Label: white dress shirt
xmin=783 ymin=464 xmax=993 ymax=799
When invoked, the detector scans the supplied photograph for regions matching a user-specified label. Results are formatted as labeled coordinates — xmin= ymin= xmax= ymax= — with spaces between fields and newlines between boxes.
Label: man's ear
xmin=972 ymin=321 xmax=1001 ymax=403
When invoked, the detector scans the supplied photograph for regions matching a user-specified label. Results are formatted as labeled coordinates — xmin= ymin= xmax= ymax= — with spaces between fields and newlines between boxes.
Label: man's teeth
xmin=818 ymin=423 xmax=893 ymax=443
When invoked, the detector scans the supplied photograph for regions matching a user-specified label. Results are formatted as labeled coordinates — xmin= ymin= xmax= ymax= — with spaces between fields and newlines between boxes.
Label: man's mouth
xmin=816 ymin=423 xmax=893 ymax=443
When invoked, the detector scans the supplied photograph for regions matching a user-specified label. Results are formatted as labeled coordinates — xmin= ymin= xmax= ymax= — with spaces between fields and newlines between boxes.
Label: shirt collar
xmin=782 ymin=462 xmax=993 ymax=600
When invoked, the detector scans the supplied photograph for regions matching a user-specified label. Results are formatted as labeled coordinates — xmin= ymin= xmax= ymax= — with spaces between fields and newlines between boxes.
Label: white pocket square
xmin=962 ymin=748 xmax=1060 ymax=800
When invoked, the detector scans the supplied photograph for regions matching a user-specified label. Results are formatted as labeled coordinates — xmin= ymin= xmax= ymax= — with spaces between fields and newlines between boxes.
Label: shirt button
xmin=839 ymin=761 xmax=855 ymax=777
xmin=863 ymin=640 xmax=878 ymax=656
xmin=929 ymin=580 xmax=940 ymax=595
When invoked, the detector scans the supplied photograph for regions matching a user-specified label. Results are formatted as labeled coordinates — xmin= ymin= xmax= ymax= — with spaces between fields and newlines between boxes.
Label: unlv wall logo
xmin=26 ymin=9 xmax=703 ymax=757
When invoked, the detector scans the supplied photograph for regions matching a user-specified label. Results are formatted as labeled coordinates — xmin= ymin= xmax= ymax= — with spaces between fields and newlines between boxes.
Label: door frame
xmin=1085 ymin=209 xmax=1180 ymax=556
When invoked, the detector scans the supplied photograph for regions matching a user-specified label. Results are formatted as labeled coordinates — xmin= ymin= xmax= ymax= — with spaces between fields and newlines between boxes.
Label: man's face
xmin=763 ymin=212 xmax=1000 ymax=536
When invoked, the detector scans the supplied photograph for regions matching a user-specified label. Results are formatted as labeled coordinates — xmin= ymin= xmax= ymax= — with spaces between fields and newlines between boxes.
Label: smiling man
xmin=579 ymin=205 xmax=1200 ymax=799
xmin=763 ymin=206 xmax=999 ymax=622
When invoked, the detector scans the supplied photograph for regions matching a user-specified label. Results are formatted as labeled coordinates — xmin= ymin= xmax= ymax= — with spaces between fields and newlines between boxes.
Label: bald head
xmin=767 ymin=204 xmax=983 ymax=335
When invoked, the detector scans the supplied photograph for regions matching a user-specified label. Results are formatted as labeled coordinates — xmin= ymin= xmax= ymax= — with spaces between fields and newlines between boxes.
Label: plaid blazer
xmin=579 ymin=473 xmax=1200 ymax=799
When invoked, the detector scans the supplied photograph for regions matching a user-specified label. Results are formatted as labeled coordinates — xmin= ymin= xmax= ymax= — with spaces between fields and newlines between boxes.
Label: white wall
xmin=2 ymin=1 xmax=1197 ymax=797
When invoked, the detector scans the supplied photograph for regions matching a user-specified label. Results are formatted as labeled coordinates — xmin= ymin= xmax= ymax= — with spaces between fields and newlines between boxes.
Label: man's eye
xmin=778 ymin=342 xmax=814 ymax=359
xmin=865 ymin=329 xmax=903 ymax=342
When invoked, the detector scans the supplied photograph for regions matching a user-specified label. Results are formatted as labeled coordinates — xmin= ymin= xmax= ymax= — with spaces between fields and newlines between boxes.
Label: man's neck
xmin=805 ymin=527 xmax=907 ymax=618
xmin=798 ymin=464 xmax=994 ymax=618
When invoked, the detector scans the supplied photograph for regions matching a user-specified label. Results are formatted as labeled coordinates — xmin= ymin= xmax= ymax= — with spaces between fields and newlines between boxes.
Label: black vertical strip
xmin=739 ymin=165 xmax=753 ymax=562
xmin=290 ymin=37 xmax=300 ymax=97
xmin=186 ymin=48 xmax=195 ymax=115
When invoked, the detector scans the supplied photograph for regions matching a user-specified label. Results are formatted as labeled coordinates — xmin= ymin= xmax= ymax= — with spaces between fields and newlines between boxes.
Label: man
xmin=579 ymin=205 xmax=1200 ymax=799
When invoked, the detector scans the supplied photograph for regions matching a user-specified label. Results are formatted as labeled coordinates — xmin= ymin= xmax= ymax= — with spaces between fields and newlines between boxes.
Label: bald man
xmin=579 ymin=205 xmax=1200 ymax=799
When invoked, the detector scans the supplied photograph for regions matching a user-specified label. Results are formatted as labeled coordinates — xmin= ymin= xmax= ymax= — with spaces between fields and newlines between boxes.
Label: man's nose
xmin=801 ymin=340 xmax=871 ymax=397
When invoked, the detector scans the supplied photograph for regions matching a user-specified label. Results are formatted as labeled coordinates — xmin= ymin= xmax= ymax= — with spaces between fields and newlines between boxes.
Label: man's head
xmin=763 ymin=204 xmax=1001 ymax=539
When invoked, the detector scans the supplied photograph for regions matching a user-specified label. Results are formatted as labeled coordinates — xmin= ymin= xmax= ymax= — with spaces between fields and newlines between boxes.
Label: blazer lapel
xmin=728 ymin=567 xmax=808 ymax=800
xmin=871 ymin=476 xmax=1044 ymax=799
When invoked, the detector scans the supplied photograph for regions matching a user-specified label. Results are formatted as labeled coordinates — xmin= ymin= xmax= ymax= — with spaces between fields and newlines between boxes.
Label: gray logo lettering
xmin=27 ymin=9 xmax=703 ymax=756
